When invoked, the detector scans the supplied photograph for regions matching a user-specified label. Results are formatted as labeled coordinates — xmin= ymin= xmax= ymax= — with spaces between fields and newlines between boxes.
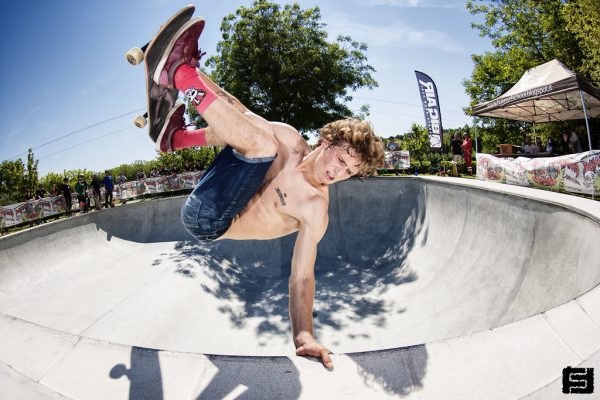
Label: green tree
xmin=0 ymin=159 xmax=25 ymax=205
xmin=206 ymin=0 xmax=377 ymax=138
xmin=401 ymin=124 xmax=431 ymax=167
xmin=464 ymin=0 xmax=600 ymax=147
xmin=24 ymin=149 xmax=39 ymax=194
xmin=563 ymin=0 xmax=600 ymax=84
xmin=155 ymin=147 xmax=215 ymax=172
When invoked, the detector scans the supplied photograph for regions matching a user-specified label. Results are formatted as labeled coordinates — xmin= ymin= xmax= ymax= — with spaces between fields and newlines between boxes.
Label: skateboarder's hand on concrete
xmin=296 ymin=336 xmax=333 ymax=369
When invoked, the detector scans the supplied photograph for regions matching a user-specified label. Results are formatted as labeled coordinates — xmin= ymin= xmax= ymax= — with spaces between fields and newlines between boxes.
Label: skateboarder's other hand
xmin=296 ymin=337 xmax=333 ymax=370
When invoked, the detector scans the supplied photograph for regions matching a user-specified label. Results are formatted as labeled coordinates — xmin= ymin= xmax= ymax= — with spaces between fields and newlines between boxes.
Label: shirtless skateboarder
xmin=153 ymin=18 xmax=384 ymax=369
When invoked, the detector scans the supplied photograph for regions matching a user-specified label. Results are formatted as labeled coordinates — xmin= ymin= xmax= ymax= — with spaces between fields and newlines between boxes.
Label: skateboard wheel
xmin=125 ymin=47 xmax=144 ymax=65
xmin=133 ymin=115 xmax=147 ymax=129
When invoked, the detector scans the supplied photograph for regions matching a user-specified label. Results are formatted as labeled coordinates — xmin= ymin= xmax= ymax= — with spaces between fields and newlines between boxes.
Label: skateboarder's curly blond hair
xmin=319 ymin=119 xmax=385 ymax=176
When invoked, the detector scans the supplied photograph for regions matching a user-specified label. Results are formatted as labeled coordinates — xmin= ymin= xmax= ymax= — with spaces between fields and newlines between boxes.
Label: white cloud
xmin=326 ymin=15 xmax=465 ymax=53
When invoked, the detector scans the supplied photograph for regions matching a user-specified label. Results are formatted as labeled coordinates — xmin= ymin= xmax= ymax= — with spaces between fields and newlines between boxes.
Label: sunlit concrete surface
xmin=1 ymin=176 xmax=599 ymax=399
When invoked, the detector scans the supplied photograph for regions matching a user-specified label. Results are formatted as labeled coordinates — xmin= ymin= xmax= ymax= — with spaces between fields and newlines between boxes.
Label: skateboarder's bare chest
xmin=224 ymin=168 xmax=326 ymax=240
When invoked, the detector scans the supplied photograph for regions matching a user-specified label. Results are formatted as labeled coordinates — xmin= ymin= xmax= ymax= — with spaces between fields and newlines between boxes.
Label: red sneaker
xmin=155 ymin=104 xmax=186 ymax=153
xmin=154 ymin=17 xmax=206 ymax=89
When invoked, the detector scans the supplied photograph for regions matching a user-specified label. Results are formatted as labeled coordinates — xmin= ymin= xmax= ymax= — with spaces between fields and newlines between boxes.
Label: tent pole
xmin=579 ymin=90 xmax=593 ymax=151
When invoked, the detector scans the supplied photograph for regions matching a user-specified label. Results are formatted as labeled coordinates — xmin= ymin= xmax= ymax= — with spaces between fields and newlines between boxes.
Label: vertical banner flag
xmin=415 ymin=71 xmax=443 ymax=152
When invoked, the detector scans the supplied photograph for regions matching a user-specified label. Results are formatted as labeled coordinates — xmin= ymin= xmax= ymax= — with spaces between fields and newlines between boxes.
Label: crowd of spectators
xmin=519 ymin=130 xmax=583 ymax=156
xmin=2 ymin=163 xmax=206 ymax=232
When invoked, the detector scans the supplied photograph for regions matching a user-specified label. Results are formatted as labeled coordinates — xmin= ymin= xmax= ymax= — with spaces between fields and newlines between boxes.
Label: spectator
xmin=35 ymin=185 xmax=49 ymax=199
xmin=61 ymin=177 xmax=73 ymax=217
xmin=150 ymin=169 xmax=159 ymax=178
xmin=461 ymin=132 xmax=473 ymax=175
xmin=546 ymin=137 xmax=557 ymax=156
xmin=103 ymin=170 xmax=115 ymax=208
xmin=560 ymin=131 xmax=572 ymax=155
xmin=74 ymin=174 xmax=89 ymax=214
xmin=50 ymin=183 xmax=60 ymax=196
xmin=386 ymin=137 xmax=399 ymax=151
xmin=117 ymin=172 xmax=128 ymax=204
xmin=24 ymin=189 xmax=33 ymax=201
xmin=450 ymin=133 xmax=463 ymax=164
xmin=535 ymin=137 xmax=545 ymax=153
xmin=90 ymin=174 xmax=102 ymax=210
xmin=136 ymin=171 xmax=147 ymax=201
xmin=521 ymin=138 xmax=539 ymax=154
xmin=569 ymin=131 xmax=582 ymax=153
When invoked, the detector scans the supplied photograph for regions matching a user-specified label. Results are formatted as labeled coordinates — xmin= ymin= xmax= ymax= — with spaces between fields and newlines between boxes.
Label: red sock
xmin=174 ymin=65 xmax=217 ymax=114
xmin=172 ymin=128 xmax=207 ymax=150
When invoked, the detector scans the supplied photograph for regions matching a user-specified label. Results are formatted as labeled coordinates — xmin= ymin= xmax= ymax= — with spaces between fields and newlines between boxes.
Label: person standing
xmin=74 ymin=175 xmax=88 ymax=214
xmin=117 ymin=172 xmax=128 ymax=204
xmin=450 ymin=133 xmax=463 ymax=176
xmin=90 ymin=174 xmax=102 ymax=210
xmin=61 ymin=177 xmax=73 ymax=217
xmin=461 ymin=132 xmax=473 ymax=175
xmin=569 ymin=131 xmax=582 ymax=153
xmin=103 ymin=171 xmax=115 ymax=208
xmin=560 ymin=131 xmax=572 ymax=155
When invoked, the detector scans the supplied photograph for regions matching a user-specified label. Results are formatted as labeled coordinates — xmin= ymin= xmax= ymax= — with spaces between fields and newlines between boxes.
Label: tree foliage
xmin=400 ymin=124 xmax=431 ymax=166
xmin=206 ymin=0 xmax=377 ymax=137
xmin=24 ymin=149 xmax=39 ymax=194
xmin=464 ymin=0 xmax=600 ymax=150
xmin=0 ymin=159 xmax=25 ymax=205
xmin=563 ymin=0 xmax=600 ymax=84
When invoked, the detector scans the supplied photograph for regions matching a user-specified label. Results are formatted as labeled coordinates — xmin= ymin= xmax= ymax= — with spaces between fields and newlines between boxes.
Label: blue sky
xmin=0 ymin=0 xmax=491 ymax=176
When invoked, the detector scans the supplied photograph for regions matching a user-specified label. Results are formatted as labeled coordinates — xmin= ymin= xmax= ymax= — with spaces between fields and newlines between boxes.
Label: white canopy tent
xmin=472 ymin=59 xmax=600 ymax=150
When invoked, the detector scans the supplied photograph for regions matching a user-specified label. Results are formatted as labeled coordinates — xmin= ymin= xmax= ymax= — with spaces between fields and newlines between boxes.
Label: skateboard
xmin=125 ymin=5 xmax=195 ymax=142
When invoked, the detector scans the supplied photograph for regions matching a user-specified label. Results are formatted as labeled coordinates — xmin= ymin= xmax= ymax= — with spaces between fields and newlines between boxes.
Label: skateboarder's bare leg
xmin=174 ymin=65 xmax=277 ymax=159
xmin=155 ymin=17 xmax=275 ymax=157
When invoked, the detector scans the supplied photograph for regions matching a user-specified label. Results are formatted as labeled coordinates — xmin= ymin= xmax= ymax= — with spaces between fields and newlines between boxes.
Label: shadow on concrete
xmin=196 ymin=356 xmax=301 ymax=399
xmin=157 ymin=180 xmax=428 ymax=344
xmin=109 ymin=346 xmax=163 ymax=400
xmin=348 ymin=345 xmax=429 ymax=397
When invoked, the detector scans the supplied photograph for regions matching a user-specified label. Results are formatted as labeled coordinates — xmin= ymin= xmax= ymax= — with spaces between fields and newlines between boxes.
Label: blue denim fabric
xmin=181 ymin=146 xmax=276 ymax=241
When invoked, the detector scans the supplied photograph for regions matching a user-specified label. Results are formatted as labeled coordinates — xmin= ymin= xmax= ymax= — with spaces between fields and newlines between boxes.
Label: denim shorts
xmin=181 ymin=146 xmax=276 ymax=241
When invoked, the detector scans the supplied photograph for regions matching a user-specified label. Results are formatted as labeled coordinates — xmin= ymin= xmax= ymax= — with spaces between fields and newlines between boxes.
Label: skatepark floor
xmin=1 ymin=176 xmax=599 ymax=399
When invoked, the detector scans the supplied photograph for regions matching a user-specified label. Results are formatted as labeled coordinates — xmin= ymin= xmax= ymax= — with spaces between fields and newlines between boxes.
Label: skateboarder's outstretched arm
xmin=289 ymin=198 xmax=333 ymax=369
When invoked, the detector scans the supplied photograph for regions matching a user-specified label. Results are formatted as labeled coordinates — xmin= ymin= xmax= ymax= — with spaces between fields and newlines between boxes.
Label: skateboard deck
xmin=125 ymin=5 xmax=195 ymax=142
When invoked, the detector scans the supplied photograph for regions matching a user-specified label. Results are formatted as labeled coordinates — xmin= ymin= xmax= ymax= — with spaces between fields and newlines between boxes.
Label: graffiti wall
xmin=0 ymin=171 xmax=203 ymax=228
xmin=476 ymin=151 xmax=600 ymax=195
xmin=384 ymin=150 xmax=410 ymax=170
